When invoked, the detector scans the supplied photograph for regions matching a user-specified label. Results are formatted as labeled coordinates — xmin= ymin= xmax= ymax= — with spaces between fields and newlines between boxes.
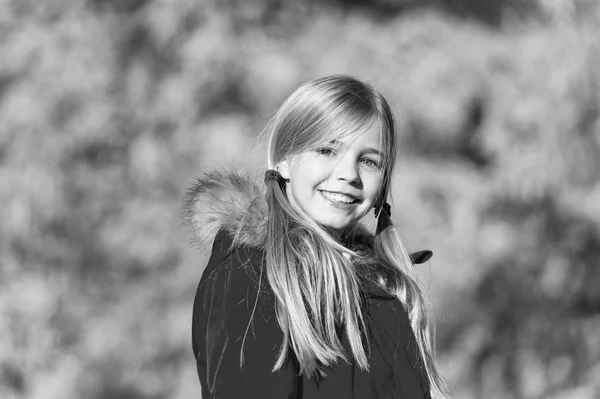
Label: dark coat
xmin=184 ymin=170 xmax=432 ymax=399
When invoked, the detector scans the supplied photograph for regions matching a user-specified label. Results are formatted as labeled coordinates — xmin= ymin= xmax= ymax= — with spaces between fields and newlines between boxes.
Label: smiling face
xmin=278 ymin=121 xmax=384 ymax=232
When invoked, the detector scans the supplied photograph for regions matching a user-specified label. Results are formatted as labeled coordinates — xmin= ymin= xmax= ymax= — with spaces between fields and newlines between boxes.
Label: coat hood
xmin=183 ymin=168 xmax=268 ymax=251
xmin=183 ymin=168 xmax=432 ymax=264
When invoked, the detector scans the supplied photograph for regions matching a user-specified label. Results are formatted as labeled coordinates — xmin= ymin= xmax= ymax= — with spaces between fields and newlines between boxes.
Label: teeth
xmin=321 ymin=191 xmax=356 ymax=204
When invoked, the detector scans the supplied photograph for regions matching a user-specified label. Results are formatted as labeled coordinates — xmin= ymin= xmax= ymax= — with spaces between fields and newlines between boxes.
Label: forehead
xmin=322 ymin=119 xmax=384 ymax=152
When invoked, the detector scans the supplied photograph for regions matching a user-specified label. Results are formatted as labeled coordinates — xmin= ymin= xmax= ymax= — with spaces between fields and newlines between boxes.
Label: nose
xmin=332 ymin=154 xmax=361 ymax=185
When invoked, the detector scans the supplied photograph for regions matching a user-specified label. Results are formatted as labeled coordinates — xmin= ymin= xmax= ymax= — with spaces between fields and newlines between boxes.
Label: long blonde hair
xmin=262 ymin=75 xmax=448 ymax=397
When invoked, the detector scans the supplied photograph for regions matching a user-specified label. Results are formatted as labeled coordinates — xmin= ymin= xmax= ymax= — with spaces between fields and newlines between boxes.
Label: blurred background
xmin=1 ymin=0 xmax=599 ymax=398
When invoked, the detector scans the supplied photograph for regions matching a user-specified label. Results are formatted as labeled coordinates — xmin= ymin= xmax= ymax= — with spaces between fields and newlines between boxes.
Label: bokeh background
xmin=2 ymin=0 xmax=600 ymax=398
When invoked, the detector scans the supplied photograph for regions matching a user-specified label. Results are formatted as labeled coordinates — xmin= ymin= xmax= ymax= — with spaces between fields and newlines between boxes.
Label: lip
xmin=318 ymin=190 xmax=362 ymax=209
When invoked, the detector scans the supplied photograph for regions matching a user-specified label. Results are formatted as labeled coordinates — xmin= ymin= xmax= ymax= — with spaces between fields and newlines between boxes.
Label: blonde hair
xmin=262 ymin=75 xmax=448 ymax=397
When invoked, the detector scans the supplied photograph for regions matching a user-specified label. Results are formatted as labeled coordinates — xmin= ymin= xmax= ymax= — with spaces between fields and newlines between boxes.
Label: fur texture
xmin=183 ymin=168 xmax=268 ymax=251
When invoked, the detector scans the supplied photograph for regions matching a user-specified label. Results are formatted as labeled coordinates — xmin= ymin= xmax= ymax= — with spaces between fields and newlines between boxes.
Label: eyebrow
xmin=328 ymin=139 xmax=383 ymax=157
xmin=363 ymin=147 xmax=383 ymax=156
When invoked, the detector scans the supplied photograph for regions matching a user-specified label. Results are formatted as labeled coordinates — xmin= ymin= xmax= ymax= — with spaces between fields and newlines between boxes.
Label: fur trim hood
xmin=183 ymin=168 xmax=269 ymax=251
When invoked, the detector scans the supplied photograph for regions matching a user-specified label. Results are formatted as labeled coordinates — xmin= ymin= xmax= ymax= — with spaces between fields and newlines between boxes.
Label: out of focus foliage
xmin=1 ymin=0 xmax=599 ymax=398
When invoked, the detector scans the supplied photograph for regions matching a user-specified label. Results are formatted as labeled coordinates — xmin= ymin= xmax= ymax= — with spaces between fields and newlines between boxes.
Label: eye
xmin=315 ymin=147 xmax=336 ymax=157
xmin=361 ymin=158 xmax=380 ymax=169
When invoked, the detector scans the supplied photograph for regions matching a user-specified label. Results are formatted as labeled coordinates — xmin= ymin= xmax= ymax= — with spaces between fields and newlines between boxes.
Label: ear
xmin=278 ymin=159 xmax=291 ymax=180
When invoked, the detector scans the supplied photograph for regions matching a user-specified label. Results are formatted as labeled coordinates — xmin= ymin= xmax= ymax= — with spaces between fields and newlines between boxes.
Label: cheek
xmin=288 ymin=169 xmax=313 ymax=206
xmin=292 ymin=161 xmax=322 ymax=188
xmin=363 ymin=176 xmax=382 ymax=204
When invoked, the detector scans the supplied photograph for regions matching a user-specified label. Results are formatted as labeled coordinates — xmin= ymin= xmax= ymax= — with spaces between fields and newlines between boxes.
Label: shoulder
xmin=202 ymin=230 xmax=263 ymax=280
xmin=192 ymin=232 xmax=294 ymax=398
xmin=192 ymin=230 xmax=273 ymax=361
xmin=366 ymin=293 xmax=411 ymax=335
xmin=196 ymin=230 xmax=267 ymax=313
xmin=357 ymin=266 xmax=413 ymax=334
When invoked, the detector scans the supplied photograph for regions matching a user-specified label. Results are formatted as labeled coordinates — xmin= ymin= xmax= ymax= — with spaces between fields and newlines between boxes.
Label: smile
xmin=319 ymin=190 xmax=360 ymax=205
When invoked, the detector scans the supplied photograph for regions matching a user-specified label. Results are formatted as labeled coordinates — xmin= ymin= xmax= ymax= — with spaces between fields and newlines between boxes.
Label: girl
xmin=184 ymin=75 xmax=448 ymax=398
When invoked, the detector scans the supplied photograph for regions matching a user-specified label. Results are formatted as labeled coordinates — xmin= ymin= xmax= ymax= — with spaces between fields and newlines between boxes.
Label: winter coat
xmin=184 ymin=169 xmax=433 ymax=399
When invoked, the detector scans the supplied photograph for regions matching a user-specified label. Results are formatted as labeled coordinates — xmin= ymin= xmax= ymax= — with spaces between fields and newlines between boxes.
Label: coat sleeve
xmin=192 ymin=231 xmax=300 ymax=399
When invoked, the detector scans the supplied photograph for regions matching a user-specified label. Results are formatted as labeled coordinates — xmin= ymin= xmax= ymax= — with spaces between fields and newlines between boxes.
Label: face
xmin=278 ymin=122 xmax=385 ymax=232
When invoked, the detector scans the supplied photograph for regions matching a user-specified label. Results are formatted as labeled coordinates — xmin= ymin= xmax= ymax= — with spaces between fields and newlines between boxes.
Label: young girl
xmin=185 ymin=75 xmax=448 ymax=398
